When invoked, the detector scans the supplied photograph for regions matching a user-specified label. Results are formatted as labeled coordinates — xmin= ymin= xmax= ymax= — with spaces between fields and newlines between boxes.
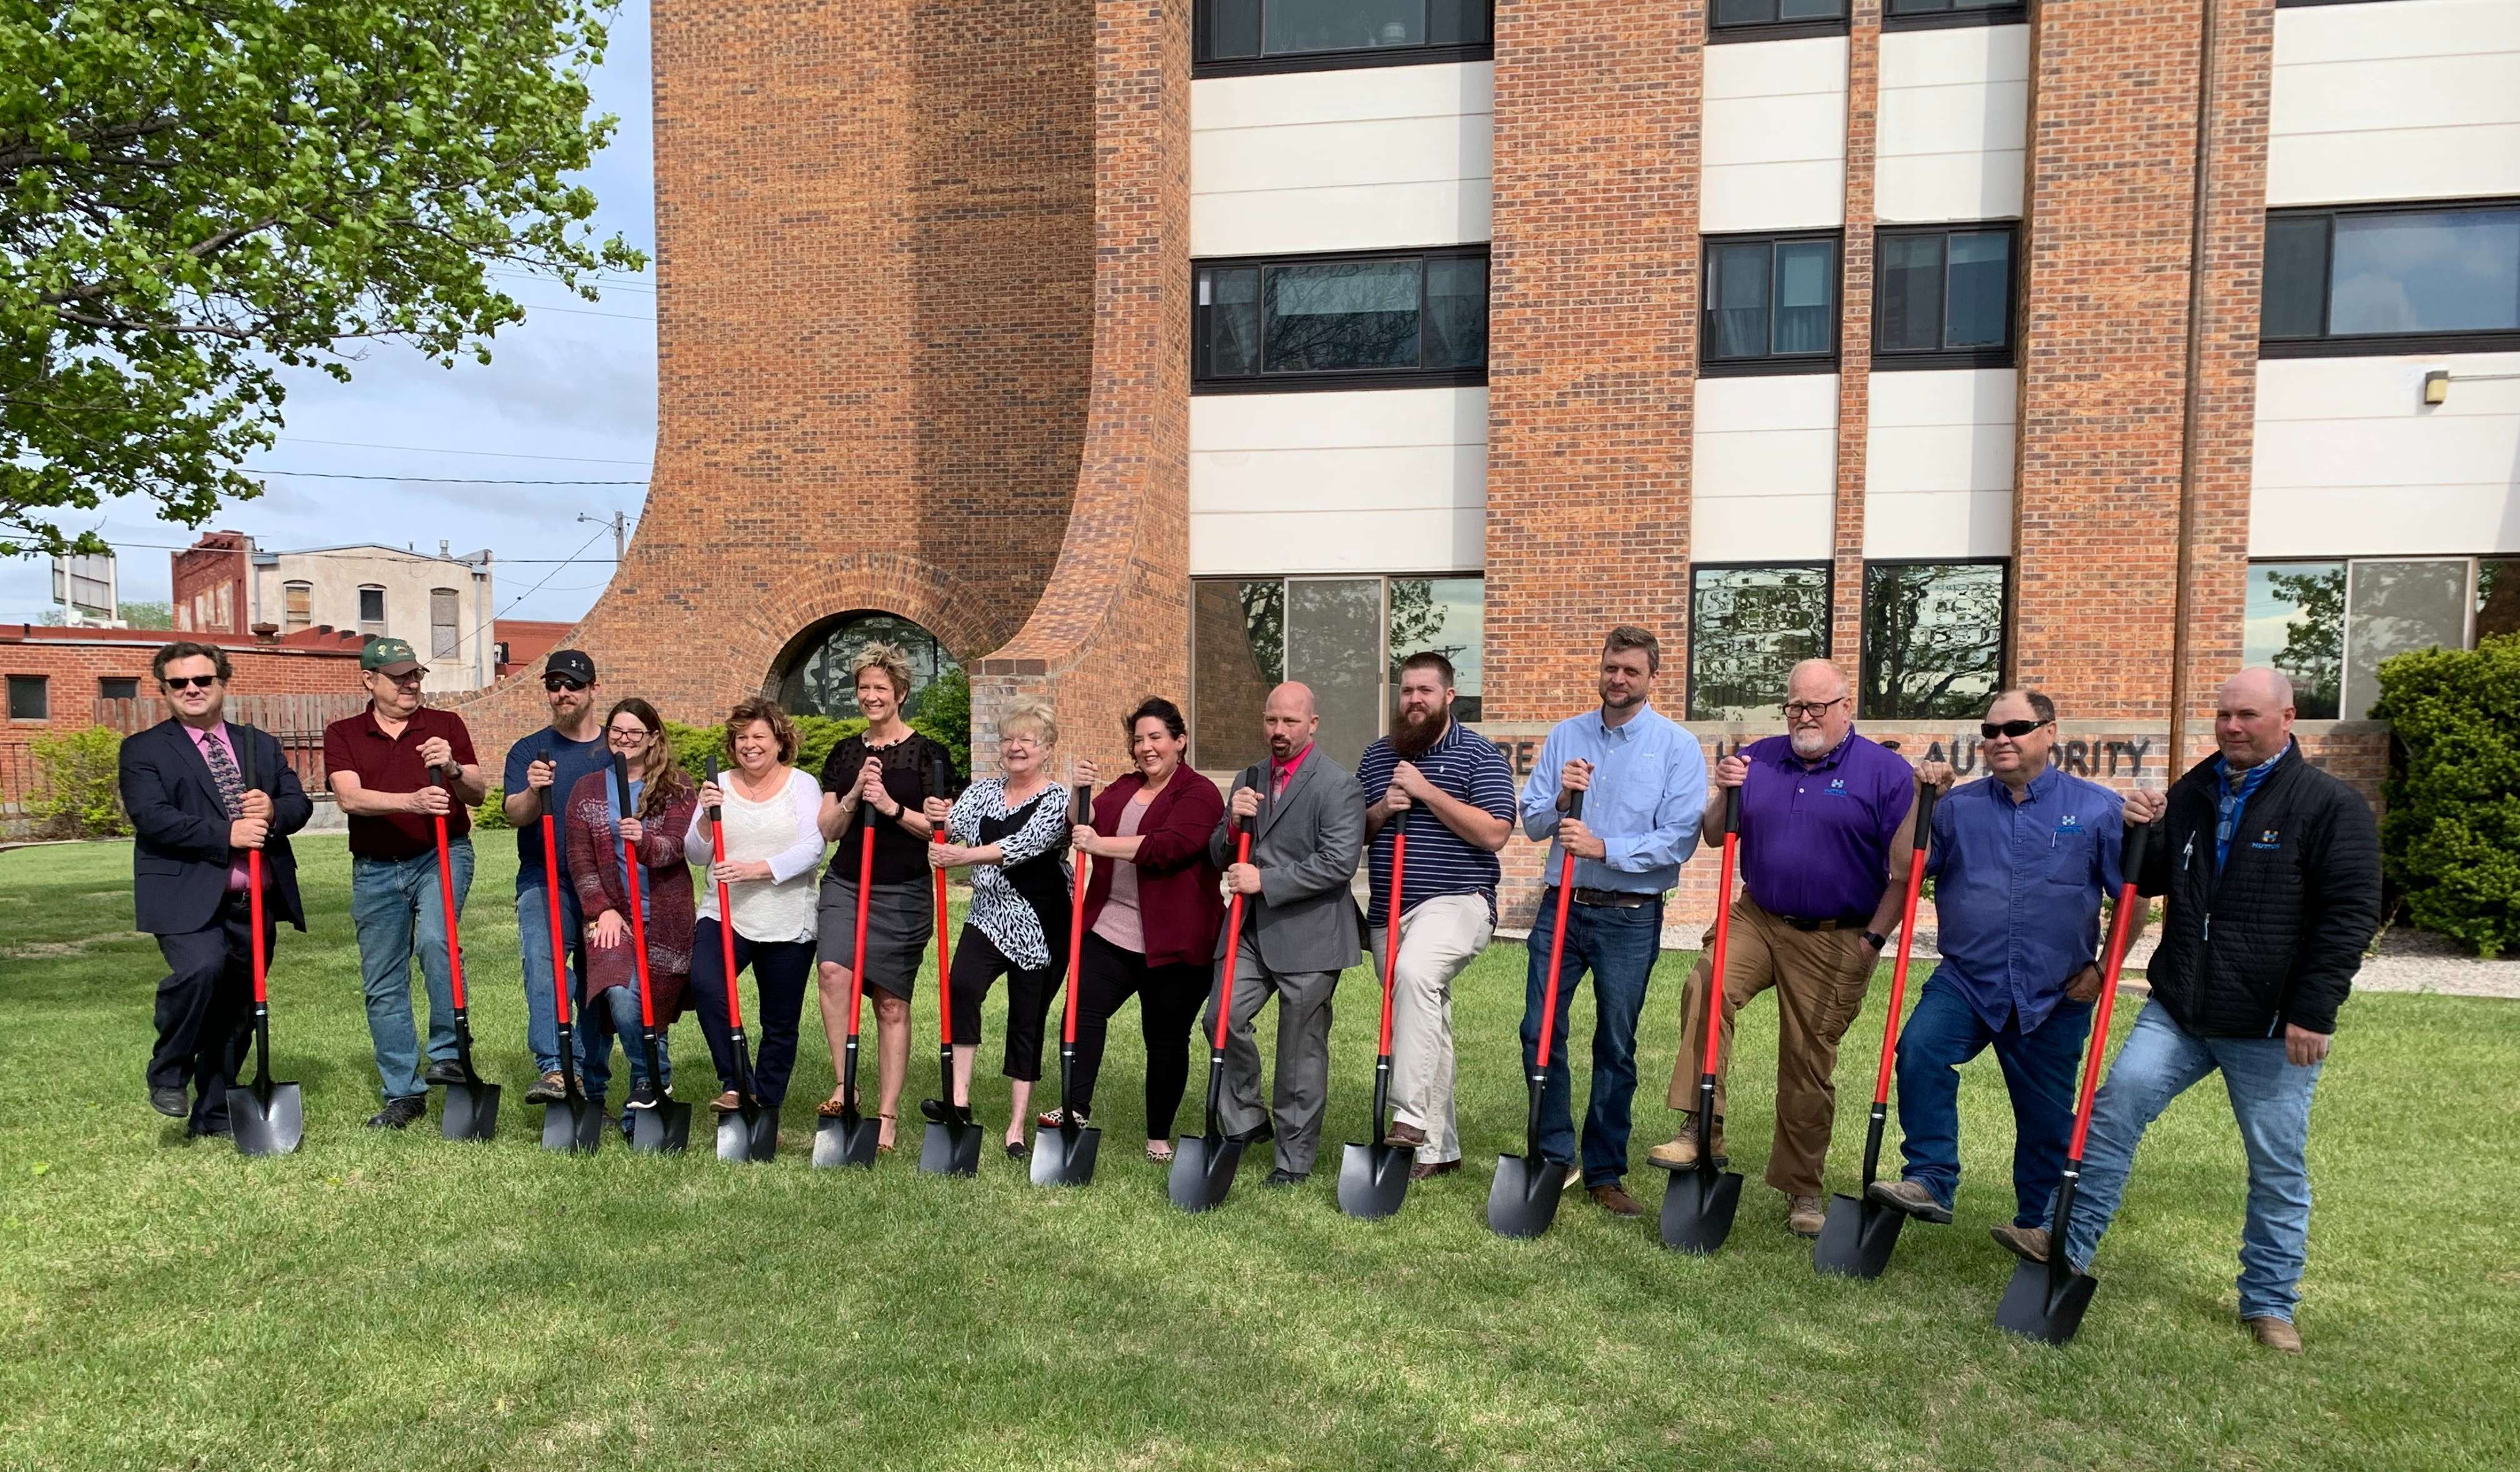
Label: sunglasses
xmin=162 ymin=674 xmax=221 ymax=691
xmin=543 ymin=676 xmax=588 ymax=692
xmin=1981 ymin=719 xmax=2053 ymax=740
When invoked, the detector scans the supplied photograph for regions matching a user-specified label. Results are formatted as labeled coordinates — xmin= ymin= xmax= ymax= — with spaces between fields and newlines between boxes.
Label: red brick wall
xmin=170 ymin=533 xmax=251 ymax=635
xmin=1831 ymin=2 xmax=1882 ymax=684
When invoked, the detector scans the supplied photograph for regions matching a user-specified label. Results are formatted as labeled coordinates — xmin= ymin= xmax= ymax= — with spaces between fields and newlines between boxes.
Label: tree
xmin=35 ymin=598 xmax=170 ymax=627
xmin=1 ymin=0 xmax=644 ymax=557
xmin=2264 ymin=565 xmax=2344 ymax=719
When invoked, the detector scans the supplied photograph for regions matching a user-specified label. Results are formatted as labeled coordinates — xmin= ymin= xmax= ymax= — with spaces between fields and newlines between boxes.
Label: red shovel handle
xmin=611 ymin=752 xmax=656 ymax=1029
xmin=1376 ymin=828 xmax=1407 ymax=1056
xmin=431 ymin=783 xmax=469 ymax=1010
xmin=2069 ymin=822 xmax=2154 ymax=1156
xmin=539 ymin=802 xmax=570 ymax=1027
xmin=238 ymin=724 xmax=268 ymax=1003
xmin=706 ymin=756 xmax=743 ymax=1030
xmin=1062 ymin=783 xmax=1092 ymax=1046
xmin=1533 ymin=789 xmax=1584 ymax=1070
xmin=1699 ymin=777 xmax=1740 ymax=1076
xmin=1868 ymin=779 xmax=1939 ymax=1104
xmin=1211 ymin=822 xmax=1254 ymax=1051
xmin=845 ymin=823 xmax=874 ymax=1041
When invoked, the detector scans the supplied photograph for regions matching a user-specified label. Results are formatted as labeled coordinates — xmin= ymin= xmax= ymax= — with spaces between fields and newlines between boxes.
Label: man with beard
xmin=1354 ymin=652 xmax=1516 ymax=1180
xmin=1209 ymin=682 xmax=1367 ymax=1186
xmin=1517 ymin=626 xmax=1709 ymax=1216
xmin=1652 ymin=657 xmax=1919 ymax=1238
xmin=501 ymin=649 xmax=609 ymax=1103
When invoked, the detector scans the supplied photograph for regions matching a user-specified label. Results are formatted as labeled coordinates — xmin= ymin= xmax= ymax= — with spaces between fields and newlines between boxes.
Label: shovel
xmin=812 ymin=822 xmax=882 ymax=1168
xmin=1488 ymin=788 xmax=1584 ymax=1239
xmin=1996 ymin=822 xmax=2153 ymax=1346
xmin=1816 ymin=778 xmax=1939 ymax=1278
xmin=432 ymin=772 xmax=500 ymax=1142
xmin=919 ymin=753 xmax=982 ymax=1178
xmin=1171 ymin=780 xmax=1257 ymax=1213
xmin=226 ymin=726 xmax=302 ymax=1157
xmin=614 ymin=752 xmax=691 ymax=1155
xmin=1658 ymin=772 xmax=1744 ymax=1255
xmin=705 ymin=756 xmax=778 ymax=1163
xmin=1031 ymin=781 xmax=1101 ymax=1187
xmin=1338 ymin=818 xmax=1416 ymax=1221
xmin=536 ymin=760 xmax=604 ymax=1154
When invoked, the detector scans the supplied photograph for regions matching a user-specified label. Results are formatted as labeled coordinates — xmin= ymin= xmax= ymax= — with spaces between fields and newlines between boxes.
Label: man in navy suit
xmin=118 ymin=642 xmax=312 ymax=1137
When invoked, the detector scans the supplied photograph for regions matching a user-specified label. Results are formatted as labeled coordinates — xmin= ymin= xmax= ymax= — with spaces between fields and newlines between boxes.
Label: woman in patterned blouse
xmin=919 ymin=699 xmax=1073 ymax=1159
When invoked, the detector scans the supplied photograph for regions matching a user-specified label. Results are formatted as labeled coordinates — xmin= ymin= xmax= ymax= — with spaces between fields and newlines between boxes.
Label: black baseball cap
xmin=543 ymin=649 xmax=597 ymax=687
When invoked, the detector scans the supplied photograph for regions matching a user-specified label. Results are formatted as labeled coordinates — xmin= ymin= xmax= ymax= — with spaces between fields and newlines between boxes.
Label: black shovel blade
xmin=1996 ymin=1258 xmax=2099 ymax=1346
xmin=542 ymin=1100 xmax=604 ymax=1155
xmin=919 ymin=1118 xmax=982 ymax=1177
xmin=1029 ymin=1123 xmax=1101 ymax=1187
xmin=1335 ymin=1140 xmax=1416 ymax=1221
xmin=227 ymin=1082 xmax=304 ymax=1157
xmin=716 ymin=1104 xmax=778 ymax=1163
xmin=1813 ymin=1191 xmax=1907 ymax=1280
xmin=1168 ymin=1133 xmax=1246 ymax=1212
xmin=1656 ymin=1161 xmax=1744 ymax=1255
xmin=439 ymin=1081 xmax=501 ymax=1142
xmin=629 ymin=1100 xmax=692 ymax=1155
xmin=812 ymin=1109 xmax=879 ymax=1168
xmin=1485 ymin=1153 xmax=1569 ymax=1238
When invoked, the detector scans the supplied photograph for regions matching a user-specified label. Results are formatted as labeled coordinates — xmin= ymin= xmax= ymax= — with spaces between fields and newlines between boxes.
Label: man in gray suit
xmin=1209 ymin=681 xmax=1367 ymax=1186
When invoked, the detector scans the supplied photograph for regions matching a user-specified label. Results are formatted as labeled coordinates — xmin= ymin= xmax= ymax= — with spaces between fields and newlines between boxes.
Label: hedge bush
xmin=28 ymin=726 xmax=128 ymax=839
xmin=2369 ymin=632 xmax=2520 ymax=957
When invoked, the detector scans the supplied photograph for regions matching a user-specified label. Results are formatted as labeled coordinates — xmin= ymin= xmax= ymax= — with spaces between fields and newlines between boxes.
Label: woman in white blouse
xmin=919 ymin=700 xmax=1074 ymax=1160
xmin=682 ymin=697 xmax=827 ymax=1113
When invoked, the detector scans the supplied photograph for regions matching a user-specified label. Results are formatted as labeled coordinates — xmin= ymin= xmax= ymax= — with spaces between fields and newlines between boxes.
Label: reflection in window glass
xmin=2244 ymin=562 xmax=2344 ymax=721
xmin=1289 ymin=579 xmax=1386 ymax=770
xmin=1200 ymin=267 xmax=1261 ymax=377
xmin=2329 ymin=209 xmax=2520 ymax=336
xmin=2259 ymin=215 xmax=2329 ymax=340
xmin=1714 ymin=0 xmax=1847 ymax=24
xmin=1706 ymin=236 xmax=1838 ymax=363
xmin=1424 ymin=257 xmax=1488 ymax=370
xmin=1776 ymin=242 xmax=1836 ymax=354
xmin=2479 ymin=558 xmax=2520 ymax=644
xmin=1709 ymin=242 xmax=1772 ymax=359
xmin=1944 ymin=231 xmax=2010 ymax=347
xmin=778 ymin=612 xmax=959 ymax=719
xmin=1689 ymin=565 xmax=1829 ymax=721
xmin=1876 ymin=234 xmax=1944 ymax=353
xmin=1266 ymin=261 xmax=1421 ymax=372
xmin=1192 ymin=579 xmax=1284 ymax=771
xmin=1264 ymin=0 xmax=1422 ymax=53
xmin=1388 ymin=577 xmax=1483 ymax=722
xmin=1859 ymin=562 xmax=2006 ymax=719
xmin=2345 ymin=560 xmax=2470 ymax=720
xmin=1208 ymin=0 xmax=1263 ymax=58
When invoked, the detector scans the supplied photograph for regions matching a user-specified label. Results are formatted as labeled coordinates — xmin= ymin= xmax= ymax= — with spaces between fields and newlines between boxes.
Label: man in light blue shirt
xmin=1516 ymin=625 xmax=1709 ymax=1215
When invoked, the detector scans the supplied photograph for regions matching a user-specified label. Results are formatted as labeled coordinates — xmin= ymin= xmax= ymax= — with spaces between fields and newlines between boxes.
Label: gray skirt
xmin=816 ymin=875 xmax=935 ymax=1000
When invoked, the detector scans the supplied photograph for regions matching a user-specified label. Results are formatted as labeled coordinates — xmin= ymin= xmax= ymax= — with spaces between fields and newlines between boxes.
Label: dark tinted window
xmin=1859 ymin=562 xmax=2008 ymax=719
xmin=99 ymin=677 xmax=139 ymax=702
xmin=1876 ymin=226 xmax=2014 ymax=361
xmin=1200 ymin=1 xmax=1491 ymax=67
xmin=1688 ymin=566 xmax=1831 ymax=721
xmin=1704 ymin=234 xmax=1840 ymax=367
xmin=1195 ymin=249 xmax=1489 ymax=388
xmin=2262 ymin=202 xmax=2520 ymax=349
xmin=1712 ymin=0 xmax=1848 ymax=30
xmin=6 ymin=675 xmax=48 ymax=721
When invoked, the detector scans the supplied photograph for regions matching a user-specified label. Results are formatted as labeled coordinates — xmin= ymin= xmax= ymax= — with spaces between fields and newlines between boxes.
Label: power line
xmin=274 ymin=436 xmax=651 ymax=467
xmin=516 ymin=302 xmax=654 ymax=324
xmin=246 ymin=469 xmax=648 ymax=485
xmin=487 ymin=266 xmax=655 ymax=295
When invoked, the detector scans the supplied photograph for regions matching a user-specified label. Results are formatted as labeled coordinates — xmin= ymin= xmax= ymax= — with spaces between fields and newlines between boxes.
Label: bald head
xmin=1784 ymin=658 xmax=1853 ymax=757
xmin=1786 ymin=659 xmax=1849 ymax=704
xmin=2215 ymin=665 xmax=2296 ymax=768
xmin=1262 ymin=681 xmax=1319 ymax=762
xmin=2222 ymin=666 xmax=2294 ymax=710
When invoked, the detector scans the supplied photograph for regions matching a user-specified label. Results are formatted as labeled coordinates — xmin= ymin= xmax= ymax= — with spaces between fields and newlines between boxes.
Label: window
xmin=2261 ymin=200 xmax=2520 ymax=356
xmin=1195 ymin=249 xmax=1488 ymax=392
xmin=776 ymin=612 xmax=960 ymax=719
xmin=6 ymin=675 xmax=48 ymax=721
xmin=2244 ymin=562 xmax=2344 ymax=720
xmin=1196 ymin=0 xmax=1491 ymax=75
xmin=429 ymin=587 xmax=461 ymax=659
xmin=1709 ymin=0 xmax=1847 ymax=41
xmin=2344 ymin=560 xmax=2469 ymax=722
xmin=356 ymin=586 xmax=386 ymax=632
xmin=1882 ymin=0 xmax=2025 ymax=29
xmin=2246 ymin=557 xmax=2511 ymax=720
xmin=1688 ymin=564 xmax=1831 ymax=722
xmin=1874 ymin=225 xmax=2016 ymax=366
xmin=98 ymin=677 xmax=139 ymax=702
xmin=2482 ymin=558 xmax=2520 ymax=644
xmin=282 ymin=581 xmax=312 ymax=633
xmin=1192 ymin=575 xmax=1484 ymax=770
xmin=1859 ymin=561 xmax=2008 ymax=719
xmin=1702 ymin=232 xmax=1841 ymax=373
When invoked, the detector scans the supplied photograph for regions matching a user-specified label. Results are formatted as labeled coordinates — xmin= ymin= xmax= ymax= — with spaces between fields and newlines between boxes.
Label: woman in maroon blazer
xmin=564 ymin=698 xmax=699 ymax=1113
xmin=1051 ymin=696 xmax=1226 ymax=1161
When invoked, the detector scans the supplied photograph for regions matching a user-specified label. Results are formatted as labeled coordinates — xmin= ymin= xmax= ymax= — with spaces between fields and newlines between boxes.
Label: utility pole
xmin=576 ymin=510 xmax=627 ymax=562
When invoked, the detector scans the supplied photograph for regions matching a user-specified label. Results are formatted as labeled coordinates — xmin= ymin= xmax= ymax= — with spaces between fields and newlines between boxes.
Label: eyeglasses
xmin=1981 ymin=719 xmax=2053 ymax=740
xmin=543 ymin=676 xmax=588 ymax=692
xmin=162 ymin=674 xmax=221 ymax=690
xmin=373 ymin=671 xmax=424 ymax=688
xmin=1781 ymin=697 xmax=1848 ymax=721
xmin=608 ymin=726 xmax=652 ymax=743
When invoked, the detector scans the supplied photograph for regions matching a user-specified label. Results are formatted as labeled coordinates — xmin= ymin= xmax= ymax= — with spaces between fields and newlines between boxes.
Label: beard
xmin=1789 ymin=727 xmax=1832 ymax=758
xmin=1391 ymin=704 xmax=1449 ymax=760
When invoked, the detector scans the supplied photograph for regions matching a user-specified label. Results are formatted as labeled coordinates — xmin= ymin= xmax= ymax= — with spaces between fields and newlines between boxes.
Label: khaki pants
xmin=1366 ymin=893 xmax=1494 ymax=1165
xmin=1668 ymin=898 xmax=1876 ymax=1197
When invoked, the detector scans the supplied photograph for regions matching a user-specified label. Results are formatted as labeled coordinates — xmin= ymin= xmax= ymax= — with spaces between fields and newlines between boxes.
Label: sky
xmin=1 ymin=1 xmax=660 ymax=627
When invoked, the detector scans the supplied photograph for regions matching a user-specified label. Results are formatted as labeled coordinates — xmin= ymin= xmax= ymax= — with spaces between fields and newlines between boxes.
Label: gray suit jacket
xmin=1209 ymin=755 xmax=1366 ymax=975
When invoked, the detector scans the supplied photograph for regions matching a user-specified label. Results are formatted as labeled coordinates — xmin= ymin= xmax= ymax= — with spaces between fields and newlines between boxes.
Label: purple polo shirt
xmin=1736 ymin=730 xmax=1915 ymax=923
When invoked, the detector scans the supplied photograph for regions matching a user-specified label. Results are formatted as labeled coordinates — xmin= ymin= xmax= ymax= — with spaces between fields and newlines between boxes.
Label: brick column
xmin=1831 ymin=1 xmax=1884 ymax=690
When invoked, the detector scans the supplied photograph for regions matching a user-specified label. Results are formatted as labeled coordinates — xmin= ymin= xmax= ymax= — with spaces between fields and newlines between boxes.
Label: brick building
xmin=170 ymin=531 xmax=500 ymax=692
xmin=452 ymin=0 xmax=2517 ymax=932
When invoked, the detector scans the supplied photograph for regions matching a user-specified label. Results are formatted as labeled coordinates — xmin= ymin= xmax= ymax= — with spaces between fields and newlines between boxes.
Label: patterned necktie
xmin=202 ymin=732 xmax=246 ymax=818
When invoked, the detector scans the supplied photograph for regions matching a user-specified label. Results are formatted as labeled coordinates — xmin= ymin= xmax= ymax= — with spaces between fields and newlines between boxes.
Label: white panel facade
xmin=1691 ymin=374 xmax=1838 ymax=561
xmin=1190 ymin=63 xmax=1493 ymax=256
xmin=1876 ymin=26 xmax=2029 ymax=224
xmin=1189 ymin=387 xmax=1488 ymax=575
xmin=1863 ymin=369 xmax=2017 ymax=559
xmin=2250 ymin=355 xmax=2520 ymax=557
xmin=1701 ymin=38 xmax=1849 ymax=233
xmin=2268 ymin=0 xmax=2520 ymax=206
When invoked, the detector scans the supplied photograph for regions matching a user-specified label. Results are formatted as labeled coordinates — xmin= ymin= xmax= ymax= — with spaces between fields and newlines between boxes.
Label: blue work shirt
xmin=1518 ymin=702 xmax=1708 ymax=895
xmin=1925 ymin=766 xmax=2127 ymax=1034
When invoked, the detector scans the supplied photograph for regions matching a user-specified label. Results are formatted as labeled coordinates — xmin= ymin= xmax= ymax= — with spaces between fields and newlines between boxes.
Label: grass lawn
xmin=2 ymin=835 xmax=2514 ymax=1471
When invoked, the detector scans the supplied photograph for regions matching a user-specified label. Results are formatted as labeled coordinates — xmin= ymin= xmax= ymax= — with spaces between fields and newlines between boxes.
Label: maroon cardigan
xmin=1081 ymin=767 xmax=1226 ymax=970
xmin=563 ymin=770 xmax=698 ymax=1022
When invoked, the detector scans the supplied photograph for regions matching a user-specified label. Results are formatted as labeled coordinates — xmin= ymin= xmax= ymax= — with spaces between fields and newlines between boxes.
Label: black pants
xmin=686 ymin=918 xmax=814 ymax=1108
xmin=149 ymin=892 xmax=269 ymax=1133
xmin=947 ymin=924 xmax=1064 ymax=1083
xmin=1069 ymin=929 xmax=1206 ymax=1138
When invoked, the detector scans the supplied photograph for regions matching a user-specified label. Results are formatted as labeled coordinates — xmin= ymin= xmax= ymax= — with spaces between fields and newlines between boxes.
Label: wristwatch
xmin=1861 ymin=930 xmax=1888 ymax=952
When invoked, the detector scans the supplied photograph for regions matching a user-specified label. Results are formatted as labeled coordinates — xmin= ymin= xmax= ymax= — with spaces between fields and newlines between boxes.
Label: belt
xmin=1569 ymin=887 xmax=1657 ymax=909
xmin=1777 ymin=912 xmax=1868 ymax=932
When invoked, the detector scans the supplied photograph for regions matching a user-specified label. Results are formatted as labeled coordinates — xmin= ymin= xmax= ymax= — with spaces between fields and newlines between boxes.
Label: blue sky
xmin=1 ymin=1 xmax=660 ymax=627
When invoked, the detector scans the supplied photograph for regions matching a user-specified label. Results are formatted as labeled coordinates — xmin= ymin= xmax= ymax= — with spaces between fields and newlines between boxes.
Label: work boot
xmin=1989 ymin=1222 xmax=2050 ymax=1263
xmin=1866 ymin=1178 xmax=1954 ymax=1225
xmin=1589 ymin=1183 xmax=1644 ymax=1218
xmin=2244 ymin=1316 xmax=2302 ymax=1355
xmin=366 ymin=1095 xmax=426 ymax=1130
xmin=524 ymin=1072 xmax=567 ymax=1104
xmin=1646 ymin=1114 xmax=1726 ymax=1169
xmin=1785 ymin=1193 xmax=1828 ymax=1238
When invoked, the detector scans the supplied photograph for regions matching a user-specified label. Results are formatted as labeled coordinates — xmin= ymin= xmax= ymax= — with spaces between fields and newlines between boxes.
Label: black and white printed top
xmin=942 ymin=778 xmax=1074 ymax=972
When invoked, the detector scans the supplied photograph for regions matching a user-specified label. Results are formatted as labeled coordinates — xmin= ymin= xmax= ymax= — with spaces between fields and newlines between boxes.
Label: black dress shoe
xmin=188 ymin=1120 xmax=234 ymax=1140
xmin=423 ymin=1060 xmax=468 ymax=1086
xmin=1263 ymin=1168 xmax=1309 ymax=1188
xmin=1005 ymin=1139 xmax=1029 ymax=1161
xmin=366 ymin=1095 xmax=427 ymax=1130
xmin=150 ymin=1085 xmax=190 ymax=1118
xmin=1230 ymin=1120 xmax=1276 ymax=1146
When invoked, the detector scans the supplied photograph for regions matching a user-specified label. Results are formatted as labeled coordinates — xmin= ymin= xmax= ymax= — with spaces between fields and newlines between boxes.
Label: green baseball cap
xmin=360 ymin=636 xmax=426 ymax=676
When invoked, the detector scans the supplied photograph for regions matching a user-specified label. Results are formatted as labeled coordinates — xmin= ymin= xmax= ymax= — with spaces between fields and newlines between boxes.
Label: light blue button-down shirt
xmin=1518 ymin=702 xmax=1709 ymax=895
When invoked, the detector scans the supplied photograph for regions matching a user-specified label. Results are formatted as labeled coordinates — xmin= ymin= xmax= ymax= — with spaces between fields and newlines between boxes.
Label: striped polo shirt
xmin=1356 ymin=717 xmax=1519 ymax=924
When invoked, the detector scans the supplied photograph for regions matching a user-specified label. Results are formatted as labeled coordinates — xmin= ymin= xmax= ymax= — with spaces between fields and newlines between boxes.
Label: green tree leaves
xmin=2371 ymin=634 xmax=2520 ymax=957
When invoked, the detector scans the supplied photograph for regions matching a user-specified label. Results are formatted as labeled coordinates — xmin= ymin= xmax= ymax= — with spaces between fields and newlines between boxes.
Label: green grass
xmin=2 ymin=837 xmax=2514 ymax=1471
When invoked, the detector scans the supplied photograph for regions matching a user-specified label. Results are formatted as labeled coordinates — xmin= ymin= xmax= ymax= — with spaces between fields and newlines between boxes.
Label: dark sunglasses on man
xmin=543 ymin=675 xmax=588 ymax=693
xmin=162 ymin=674 xmax=221 ymax=691
xmin=1981 ymin=719 xmax=2052 ymax=740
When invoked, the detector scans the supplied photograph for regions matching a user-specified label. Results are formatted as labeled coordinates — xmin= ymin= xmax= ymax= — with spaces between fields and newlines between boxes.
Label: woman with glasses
xmin=563 ymin=698 xmax=701 ymax=1116
xmin=919 ymin=700 xmax=1072 ymax=1158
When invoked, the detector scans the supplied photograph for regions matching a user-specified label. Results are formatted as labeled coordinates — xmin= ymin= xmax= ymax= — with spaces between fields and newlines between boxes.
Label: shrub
xmin=474 ymin=785 xmax=510 ymax=831
xmin=911 ymin=666 xmax=972 ymax=775
xmin=662 ymin=714 xmax=869 ymax=785
xmin=2369 ymin=633 xmax=2520 ymax=957
xmin=28 ymin=726 xmax=129 ymax=838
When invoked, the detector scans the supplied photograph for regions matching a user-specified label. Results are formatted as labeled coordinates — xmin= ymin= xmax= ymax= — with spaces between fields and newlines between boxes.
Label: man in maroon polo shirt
xmin=1652 ymin=657 xmax=1921 ymax=1237
xmin=321 ymin=637 xmax=487 ymax=1130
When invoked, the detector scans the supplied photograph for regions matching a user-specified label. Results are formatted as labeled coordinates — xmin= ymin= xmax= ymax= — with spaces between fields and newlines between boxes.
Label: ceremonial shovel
xmin=224 ymin=728 xmax=302 ymax=1157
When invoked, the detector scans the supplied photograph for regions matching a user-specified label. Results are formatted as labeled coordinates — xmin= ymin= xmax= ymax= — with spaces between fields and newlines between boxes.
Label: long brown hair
xmin=608 ymin=697 xmax=693 ymax=818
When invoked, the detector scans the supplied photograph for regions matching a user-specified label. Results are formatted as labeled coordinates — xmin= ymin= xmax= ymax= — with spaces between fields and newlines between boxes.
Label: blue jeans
xmin=578 ymin=981 xmax=671 ymax=1104
xmin=2059 ymin=1002 xmax=2325 ymax=1323
xmin=515 ymin=882 xmax=582 ymax=1074
xmin=1520 ymin=893 xmax=1662 ymax=1186
xmin=1893 ymin=972 xmax=2092 ymax=1228
xmin=349 ymin=842 xmax=472 ymax=1102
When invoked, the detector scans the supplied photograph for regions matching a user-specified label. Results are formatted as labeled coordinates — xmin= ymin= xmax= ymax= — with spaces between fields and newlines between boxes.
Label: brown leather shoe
xmin=1589 ymin=1183 xmax=1644 ymax=1217
xmin=2244 ymin=1316 xmax=2302 ymax=1354
xmin=1785 ymin=1193 xmax=1827 ymax=1238
xmin=1408 ymin=1158 xmax=1461 ymax=1182
xmin=1386 ymin=1121 xmax=1429 ymax=1148
xmin=1989 ymin=1222 xmax=2050 ymax=1263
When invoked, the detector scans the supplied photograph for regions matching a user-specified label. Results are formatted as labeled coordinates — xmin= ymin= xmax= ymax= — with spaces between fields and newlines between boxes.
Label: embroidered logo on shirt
xmin=2251 ymin=828 xmax=2281 ymax=851
xmin=2057 ymin=814 xmax=2080 ymax=831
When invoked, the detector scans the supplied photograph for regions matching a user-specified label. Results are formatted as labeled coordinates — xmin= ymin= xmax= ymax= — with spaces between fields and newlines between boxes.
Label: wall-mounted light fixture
xmin=2422 ymin=369 xmax=2450 ymax=406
